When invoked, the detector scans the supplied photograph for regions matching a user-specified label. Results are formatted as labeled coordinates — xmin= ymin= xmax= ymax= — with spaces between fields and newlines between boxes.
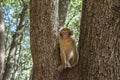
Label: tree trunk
xmin=30 ymin=0 xmax=80 ymax=80
xmin=30 ymin=0 xmax=59 ymax=80
xmin=79 ymin=0 xmax=120 ymax=80
xmin=59 ymin=0 xmax=70 ymax=28
xmin=0 ymin=8 xmax=5 ymax=80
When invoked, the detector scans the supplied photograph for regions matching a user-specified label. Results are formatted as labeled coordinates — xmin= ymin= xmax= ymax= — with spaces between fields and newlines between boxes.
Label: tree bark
xmin=59 ymin=0 xmax=70 ymax=28
xmin=79 ymin=0 xmax=120 ymax=80
xmin=0 ymin=8 xmax=5 ymax=80
xmin=30 ymin=0 xmax=59 ymax=80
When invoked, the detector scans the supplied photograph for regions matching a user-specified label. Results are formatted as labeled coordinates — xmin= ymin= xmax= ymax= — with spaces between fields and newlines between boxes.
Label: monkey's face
xmin=61 ymin=31 xmax=70 ymax=38
xmin=58 ymin=28 xmax=73 ymax=39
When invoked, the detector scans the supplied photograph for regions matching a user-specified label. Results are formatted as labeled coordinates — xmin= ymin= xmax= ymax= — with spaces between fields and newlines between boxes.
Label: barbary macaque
xmin=58 ymin=28 xmax=79 ymax=72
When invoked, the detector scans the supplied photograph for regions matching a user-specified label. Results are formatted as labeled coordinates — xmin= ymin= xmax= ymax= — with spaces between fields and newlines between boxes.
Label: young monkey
xmin=58 ymin=28 xmax=79 ymax=72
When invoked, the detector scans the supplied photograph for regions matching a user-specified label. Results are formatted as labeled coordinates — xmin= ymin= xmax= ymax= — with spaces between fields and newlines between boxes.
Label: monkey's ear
xmin=58 ymin=32 xmax=61 ymax=36
xmin=70 ymin=31 xmax=73 ymax=36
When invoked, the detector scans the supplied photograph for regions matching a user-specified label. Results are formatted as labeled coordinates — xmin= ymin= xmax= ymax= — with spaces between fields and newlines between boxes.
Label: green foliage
xmin=2 ymin=0 xmax=31 ymax=80
xmin=65 ymin=0 xmax=82 ymax=43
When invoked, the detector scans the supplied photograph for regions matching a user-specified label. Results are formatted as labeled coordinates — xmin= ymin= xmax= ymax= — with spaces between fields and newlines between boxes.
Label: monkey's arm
xmin=60 ymin=51 xmax=67 ymax=68
xmin=58 ymin=51 xmax=67 ymax=72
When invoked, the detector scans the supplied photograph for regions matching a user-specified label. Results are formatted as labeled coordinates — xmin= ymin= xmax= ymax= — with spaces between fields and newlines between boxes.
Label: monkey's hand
xmin=58 ymin=65 xmax=64 ymax=72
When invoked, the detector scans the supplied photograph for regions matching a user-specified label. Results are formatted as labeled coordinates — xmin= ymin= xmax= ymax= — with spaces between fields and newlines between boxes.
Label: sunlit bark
xmin=0 ymin=8 xmax=5 ymax=80
xmin=59 ymin=0 xmax=70 ymax=28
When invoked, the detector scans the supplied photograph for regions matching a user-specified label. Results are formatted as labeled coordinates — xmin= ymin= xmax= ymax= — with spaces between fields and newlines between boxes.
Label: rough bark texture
xmin=0 ymin=8 xmax=5 ymax=80
xmin=59 ymin=0 xmax=70 ymax=28
xmin=30 ymin=0 xmax=59 ymax=80
xmin=79 ymin=0 xmax=120 ymax=80
xmin=30 ymin=0 xmax=80 ymax=80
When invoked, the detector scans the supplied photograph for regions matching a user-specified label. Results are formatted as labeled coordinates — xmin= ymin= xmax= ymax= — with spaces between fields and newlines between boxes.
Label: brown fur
xmin=58 ymin=28 xmax=79 ymax=72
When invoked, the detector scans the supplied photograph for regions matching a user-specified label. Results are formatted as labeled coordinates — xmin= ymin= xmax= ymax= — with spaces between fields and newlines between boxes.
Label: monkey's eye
xmin=62 ymin=32 xmax=69 ymax=35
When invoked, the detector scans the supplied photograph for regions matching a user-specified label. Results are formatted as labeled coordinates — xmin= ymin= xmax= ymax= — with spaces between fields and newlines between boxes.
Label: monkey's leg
xmin=70 ymin=51 xmax=79 ymax=67
xmin=69 ymin=57 xmax=74 ymax=67
xmin=66 ymin=61 xmax=71 ymax=68
xmin=60 ymin=52 xmax=67 ymax=67
xmin=66 ymin=50 xmax=74 ymax=68
xmin=58 ymin=52 xmax=66 ymax=72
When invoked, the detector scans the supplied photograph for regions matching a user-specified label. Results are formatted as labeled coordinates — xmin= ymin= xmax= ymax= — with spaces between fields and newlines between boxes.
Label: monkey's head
xmin=58 ymin=28 xmax=73 ymax=39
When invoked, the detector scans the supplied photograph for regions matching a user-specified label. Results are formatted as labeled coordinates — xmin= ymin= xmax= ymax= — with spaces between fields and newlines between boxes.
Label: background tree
xmin=59 ymin=0 xmax=70 ymax=28
xmin=1 ymin=0 xmax=31 ymax=80
xmin=65 ymin=0 xmax=82 ymax=44
xmin=79 ymin=0 xmax=120 ymax=80
xmin=3 ymin=4 xmax=28 ymax=80
xmin=0 ymin=8 xmax=5 ymax=80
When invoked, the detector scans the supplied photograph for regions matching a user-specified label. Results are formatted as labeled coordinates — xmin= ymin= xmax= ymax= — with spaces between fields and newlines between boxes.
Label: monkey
xmin=58 ymin=28 xmax=79 ymax=72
